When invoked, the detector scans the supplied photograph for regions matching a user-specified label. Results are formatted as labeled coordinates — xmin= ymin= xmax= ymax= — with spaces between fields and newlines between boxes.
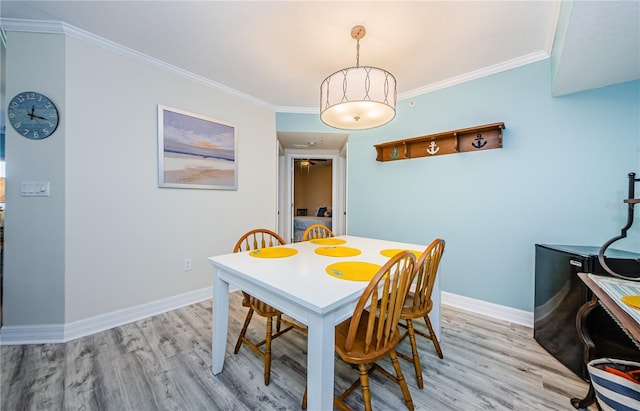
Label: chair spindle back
xmin=302 ymin=224 xmax=334 ymax=241
xmin=409 ymin=238 xmax=445 ymax=315
xmin=344 ymin=251 xmax=416 ymax=355
xmin=234 ymin=229 xmax=285 ymax=253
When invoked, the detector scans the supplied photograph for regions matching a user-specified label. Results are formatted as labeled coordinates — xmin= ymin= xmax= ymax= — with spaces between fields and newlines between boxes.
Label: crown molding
xmin=1 ymin=19 xmax=549 ymax=119
xmin=0 ymin=17 xmax=65 ymax=34
xmin=276 ymin=106 xmax=319 ymax=114
xmin=0 ymin=18 xmax=276 ymax=112
xmin=398 ymin=50 xmax=550 ymax=101
xmin=278 ymin=51 xmax=550 ymax=114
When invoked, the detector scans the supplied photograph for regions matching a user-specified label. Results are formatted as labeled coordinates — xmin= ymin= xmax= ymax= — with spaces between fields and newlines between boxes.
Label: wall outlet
xmin=183 ymin=258 xmax=192 ymax=271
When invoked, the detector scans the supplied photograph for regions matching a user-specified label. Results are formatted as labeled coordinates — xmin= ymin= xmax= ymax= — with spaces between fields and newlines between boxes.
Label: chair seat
xmin=335 ymin=308 xmax=402 ymax=365
xmin=242 ymin=293 xmax=280 ymax=317
xmin=400 ymin=292 xmax=432 ymax=319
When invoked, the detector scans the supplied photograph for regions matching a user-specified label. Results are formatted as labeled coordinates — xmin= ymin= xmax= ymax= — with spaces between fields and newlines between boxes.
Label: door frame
xmin=279 ymin=150 xmax=346 ymax=243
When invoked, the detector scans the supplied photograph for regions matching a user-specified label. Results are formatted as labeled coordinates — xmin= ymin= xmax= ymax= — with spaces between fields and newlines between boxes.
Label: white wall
xmin=4 ymin=32 xmax=66 ymax=325
xmin=3 ymin=26 xmax=278 ymax=330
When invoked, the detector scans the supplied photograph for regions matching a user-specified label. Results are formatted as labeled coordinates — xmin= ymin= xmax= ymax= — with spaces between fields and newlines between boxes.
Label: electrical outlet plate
xmin=21 ymin=181 xmax=50 ymax=197
xmin=183 ymin=258 xmax=192 ymax=271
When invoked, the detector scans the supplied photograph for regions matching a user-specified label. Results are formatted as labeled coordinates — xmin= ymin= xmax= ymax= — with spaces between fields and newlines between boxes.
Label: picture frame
xmin=158 ymin=105 xmax=237 ymax=190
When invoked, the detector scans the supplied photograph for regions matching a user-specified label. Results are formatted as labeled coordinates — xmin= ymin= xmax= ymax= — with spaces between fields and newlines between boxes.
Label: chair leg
xmin=264 ymin=316 xmax=273 ymax=386
xmin=301 ymin=386 xmax=307 ymax=410
xmin=358 ymin=363 xmax=373 ymax=411
xmin=389 ymin=351 xmax=414 ymax=411
xmin=234 ymin=308 xmax=254 ymax=354
xmin=406 ymin=319 xmax=424 ymax=389
xmin=424 ymin=315 xmax=443 ymax=359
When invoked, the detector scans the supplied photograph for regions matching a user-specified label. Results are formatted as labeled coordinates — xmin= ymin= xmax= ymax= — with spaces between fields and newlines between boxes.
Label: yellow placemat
xmin=249 ymin=247 xmax=298 ymax=258
xmin=326 ymin=261 xmax=382 ymax=282
xmin=310 ymin=238 xmax=347 ymax=245
xmin=621 ymin=295 xmax=640 ymax=310
xmin=315 ymin=246 xmax=361 ymax=257
xmin=380 ymin=249 xmax=422 ymax=259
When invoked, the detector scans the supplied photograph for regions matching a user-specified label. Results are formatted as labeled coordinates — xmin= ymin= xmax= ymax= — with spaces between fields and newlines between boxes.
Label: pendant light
xmin=320 ymin=25 xmax=397 ymax=130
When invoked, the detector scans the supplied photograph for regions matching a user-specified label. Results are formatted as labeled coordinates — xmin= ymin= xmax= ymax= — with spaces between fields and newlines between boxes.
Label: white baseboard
xmin=1 ymin=288 xmax=532 ymax=345
xmin=0 ymin=287 xmax=213 ymax=345
xmin=441 ymin=291 xmax=533 ymax=328
xmin=0 ymin=324 xmax=65 ymax=345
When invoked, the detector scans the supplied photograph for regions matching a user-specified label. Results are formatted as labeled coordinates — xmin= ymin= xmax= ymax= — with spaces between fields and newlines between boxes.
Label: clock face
xmin=7 ymin=91 xmax=59 ymax=140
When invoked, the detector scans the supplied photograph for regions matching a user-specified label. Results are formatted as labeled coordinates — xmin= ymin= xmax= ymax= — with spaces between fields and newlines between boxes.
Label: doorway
xmin=292 ymin=158 xmax=333 ymax=242
xmin=278 ymin=151 xmax=347 ymax=244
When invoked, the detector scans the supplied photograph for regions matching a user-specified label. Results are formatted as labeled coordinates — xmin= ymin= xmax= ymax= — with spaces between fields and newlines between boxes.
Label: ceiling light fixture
xmin=320 ymin=25 xmax=397 ymax=130
xmin=300 ymin=159 xmax=311 ymax=174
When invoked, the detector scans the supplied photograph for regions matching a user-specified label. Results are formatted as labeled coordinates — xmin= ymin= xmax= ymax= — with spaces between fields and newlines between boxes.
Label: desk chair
xmin=302 ymin=224 xmax=334 ymax=241
xmin=232 ymin=228 xmax=304 ymax=385
xmin=303 ymin=251 xmax=417 ymax=411
xmin=397 ymin=238 xmax=446 ymax=389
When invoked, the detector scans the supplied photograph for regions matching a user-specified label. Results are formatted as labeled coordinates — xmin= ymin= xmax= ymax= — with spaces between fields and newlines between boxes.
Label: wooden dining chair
xmin=302 ymin=250 xmax=417 ymax=411
xmin=397 ymin=238 xmax=446 ymax=389
xmin=232 ymin=228 xmax=304 ymax=386
xmin=302 ymin=224 xmax=334 ymax=241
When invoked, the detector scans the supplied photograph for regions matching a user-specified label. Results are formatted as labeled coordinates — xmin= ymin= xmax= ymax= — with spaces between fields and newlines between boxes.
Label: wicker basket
xmin=588 ymin=358 xmax=640 ymax=411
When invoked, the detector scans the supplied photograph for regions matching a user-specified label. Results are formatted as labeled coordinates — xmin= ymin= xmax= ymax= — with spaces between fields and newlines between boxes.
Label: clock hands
xmin=27 ymin=105 xmax=48 ymax=121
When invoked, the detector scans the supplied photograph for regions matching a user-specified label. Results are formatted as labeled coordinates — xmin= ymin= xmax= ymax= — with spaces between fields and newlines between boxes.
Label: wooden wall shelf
xmin=374 ymin=122 xmax=505 ymax=162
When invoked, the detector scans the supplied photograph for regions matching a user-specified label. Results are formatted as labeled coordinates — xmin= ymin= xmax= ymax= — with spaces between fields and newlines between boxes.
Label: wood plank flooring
xmin=1 ymin=291 xmax=595 ymax=410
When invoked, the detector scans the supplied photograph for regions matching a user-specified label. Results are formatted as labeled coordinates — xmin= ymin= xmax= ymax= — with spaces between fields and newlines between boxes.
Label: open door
xmin=279 ymin=151 xmax=346 ymax=244
xmin=292 ymin=158 xmax=333 ymax=242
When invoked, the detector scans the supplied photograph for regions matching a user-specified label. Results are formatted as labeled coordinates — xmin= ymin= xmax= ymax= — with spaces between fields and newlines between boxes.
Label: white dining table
xmin=208 ymin=235 xmax=440 ymax=410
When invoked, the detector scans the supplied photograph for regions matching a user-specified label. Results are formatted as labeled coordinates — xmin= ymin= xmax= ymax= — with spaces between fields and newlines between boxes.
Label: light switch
xmin=21 ymin=181 xmax=50 ymax=197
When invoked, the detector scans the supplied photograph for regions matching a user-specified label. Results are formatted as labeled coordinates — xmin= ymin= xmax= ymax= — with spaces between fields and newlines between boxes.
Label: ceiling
xmin=2 ymin=1 xmax=638 ymax=150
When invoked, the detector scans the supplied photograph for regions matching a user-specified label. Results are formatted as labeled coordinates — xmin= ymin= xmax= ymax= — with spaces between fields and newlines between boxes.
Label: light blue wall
xmin=277 ymin=112 xmax=334 ymax=133
xmin=277 ymin=60 xmax=640 ymax=311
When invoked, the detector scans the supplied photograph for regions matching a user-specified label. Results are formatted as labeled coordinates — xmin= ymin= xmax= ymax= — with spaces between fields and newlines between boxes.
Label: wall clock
xmin=7 ymin=91 xmax=59 ymax=140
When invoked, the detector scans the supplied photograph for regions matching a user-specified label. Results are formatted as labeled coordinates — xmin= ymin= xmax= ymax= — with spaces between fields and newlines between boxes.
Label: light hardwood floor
xmin=1 ymin=291 xmax=594 ymax=410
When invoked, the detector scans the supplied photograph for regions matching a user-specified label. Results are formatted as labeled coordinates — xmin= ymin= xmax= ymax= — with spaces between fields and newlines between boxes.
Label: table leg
xmin=570 ymin=297 xmax=598 ymax=409
xmin=212 ymin=268 xmax=230 ymax=374
xmin=432 ymin=276 xmax=442 ymax=339
xmin=307 ymin=313 xmax=335 ymax=410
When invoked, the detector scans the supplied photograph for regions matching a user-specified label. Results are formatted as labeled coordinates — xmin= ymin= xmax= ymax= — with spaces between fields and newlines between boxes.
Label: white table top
xmin=209 ymin=234 xmax=438 ymax=410
xmin=209 ymin=235 xmax=428 ymax=319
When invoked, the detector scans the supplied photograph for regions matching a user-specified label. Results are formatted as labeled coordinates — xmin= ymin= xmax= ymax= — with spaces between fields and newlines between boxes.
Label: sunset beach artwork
xmin=158 ymin=105 xmax=237 ymax=190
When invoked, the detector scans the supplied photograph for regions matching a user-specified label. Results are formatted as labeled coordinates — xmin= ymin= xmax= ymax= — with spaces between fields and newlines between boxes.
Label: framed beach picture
xmin=158 ymin=105 xmax=237 ymax=190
